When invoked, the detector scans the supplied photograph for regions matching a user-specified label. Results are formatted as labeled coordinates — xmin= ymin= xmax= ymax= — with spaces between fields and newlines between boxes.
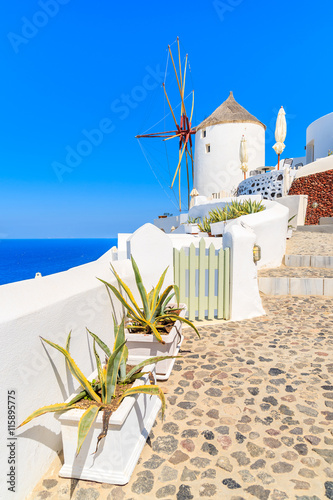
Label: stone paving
xmin=286 ymin=232 xmax=333 ymax=256
xmin=30 ymin=295 xmax=333 ymax=500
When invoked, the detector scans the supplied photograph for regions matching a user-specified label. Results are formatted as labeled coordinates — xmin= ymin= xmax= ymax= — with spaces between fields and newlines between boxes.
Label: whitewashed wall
xmin=0 ymin=224 xmax=172 ymax=500
xmin=276 ymin=195 xmax=308 ymax=228
xmin=306 ymin=112 xmax=333 ymax=163
xmin=223 ymin=222 xmax=265 ymax=320
xmin=153 ymin=214 xmax=188 ymax=233
xmin=294 ymin=154 xmax=333 ymax=179
xmin=186 ymin=197 xmax=288 ymax=270
xmin=227 ymin=200 xmax=289 ymax=269
xmin=194 ymin=122 xmax=265 ymax=197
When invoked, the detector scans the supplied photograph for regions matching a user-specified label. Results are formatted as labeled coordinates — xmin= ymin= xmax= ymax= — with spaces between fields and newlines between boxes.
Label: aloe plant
xmin=18 ymin=320 xmax=172 ymax=455
xmin=98 ymin=256 xmax=200 ymax=344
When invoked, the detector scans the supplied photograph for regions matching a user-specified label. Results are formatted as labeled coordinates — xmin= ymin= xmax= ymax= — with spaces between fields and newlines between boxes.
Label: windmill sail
xmin=136 ymin=38 xmax=196 ymax=211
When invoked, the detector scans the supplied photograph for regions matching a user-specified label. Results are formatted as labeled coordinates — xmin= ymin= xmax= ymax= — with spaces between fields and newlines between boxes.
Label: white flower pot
xmin=184 ymin=223 xmax=199 ymax=234
xmin=287 ymin=228 xmax=293 ymax=239
xmin=210 ymin=221 xmax=229 ymax=236
xmin=126 ymin=304 xmax=186 ymax=381
xmin=58 ymin=364 xmax=161 ymax=485
xmin=198 ymin=231 xmax=209 ymax=237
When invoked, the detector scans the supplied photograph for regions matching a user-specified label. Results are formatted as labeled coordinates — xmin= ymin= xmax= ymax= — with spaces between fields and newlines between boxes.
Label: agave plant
xmin=209 ymin=207 xmax=227 ymax=223
xmin=208 ymin=199 xmax=265 ymax=224
xmin=18 ymin=319 xmax=172 ymax=455
xmin=238 ymin=199 xmax=265 ymax=215
xmin=187 ymin=216 xmax=200 ymax=224
xmin=197 ymin=216 xmax=211 ymax=233
xmin=98 ymin=256 xmax=199 ymax=344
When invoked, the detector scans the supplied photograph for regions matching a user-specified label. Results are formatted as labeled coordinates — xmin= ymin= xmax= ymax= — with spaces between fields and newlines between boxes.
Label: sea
xmin=0 ymin=239 xmax=117 ymax=286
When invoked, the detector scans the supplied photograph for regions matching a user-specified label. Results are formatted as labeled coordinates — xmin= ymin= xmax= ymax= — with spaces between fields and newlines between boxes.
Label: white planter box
xmin=287 ymin=228 xmax=293 ymax=239
xmin=198 ymin=231 xmax=209 ymax=237
xmin=58 ymin=364 xmax=161 ymax=485
xmin=184 ymin=223 xmax=199 ymax=234
xmin=210 ymin=220 xmax=229 ymax=236
xmin=126 ymin=305 xmax=186 ymax=381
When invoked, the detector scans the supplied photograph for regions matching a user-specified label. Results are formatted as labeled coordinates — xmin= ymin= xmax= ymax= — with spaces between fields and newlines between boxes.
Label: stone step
xmin=297 ymin=225 xmax=333 ymax=233
xmin=285 ymin=254 xmax=333 ymax=268
xmin=258 ymin=267 xmax=333 ymax=296
xmin=258 ymin=265 xmax=333 ymax=278
xmin=320 ymin=217 xmax=333 ymax=225
xmin=259 ymin=276 xmax=333 ymax=295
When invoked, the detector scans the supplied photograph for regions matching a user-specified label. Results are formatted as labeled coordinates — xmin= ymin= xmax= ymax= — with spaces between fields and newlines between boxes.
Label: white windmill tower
xmin=193 ymin=91 xmax=266 ymax=197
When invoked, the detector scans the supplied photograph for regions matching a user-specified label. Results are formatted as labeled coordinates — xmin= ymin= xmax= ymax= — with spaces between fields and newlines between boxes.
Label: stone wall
xmin=237 ymin=170 xmax=284 ymax=200
xmin=288 ymin=169 xmax=333 ymax=224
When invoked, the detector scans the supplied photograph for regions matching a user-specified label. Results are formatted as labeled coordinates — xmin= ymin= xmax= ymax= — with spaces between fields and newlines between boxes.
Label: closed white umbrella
xmin=240 ymin=135 xmax=248 ymax=180
xmin=189 ymin=188 xmax=199 ymax=208
xmin=273 ymin=106 xmax=286 ymax=170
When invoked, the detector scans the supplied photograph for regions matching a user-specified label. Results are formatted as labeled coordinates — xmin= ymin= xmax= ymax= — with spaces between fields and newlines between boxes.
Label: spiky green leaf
xmin=110 ymin=264 xmax=143 ymax=315
xmin=97 ymin=278 xmax=144 ymax=324
xmin=18 ymin=403 xmax=75 ymax=428
xmin=87 ymin=328 xmax=112 ymax=358
xmin=116 ymin=319 xmax=128 ymax=379
xmin=157 ymin=314 xmax=200 ymax=338
xmin=41 ymin=337 xmax=101 ymax=403
xmin=93 ymin=340 xmax=105 ymax=400
xmin=120 ymin=384 xmax=166 ymax=419
xmin=66 ymin=331 xmax=71 ymax=352
xmin=173 ymin=284 xmax=180 ymax=307
xmin=148 ymin=267 xmax=168 ymax=318
xmin=76 ymin=405 xmax=100 ymax=455
xmin=123 ymin=355 xmax=180 ymax=383
xmin=131 ymin=256 xmax=150 ymax=319
xmin=104 ymin=340 xmax=127 ymax=403
xmin=160 ymin=293 xmax=175 ymax=316
xmin=149 ymin=322 xmax=165 ymax=344
xmin=153 ymin=284 xmax=174 ymax=320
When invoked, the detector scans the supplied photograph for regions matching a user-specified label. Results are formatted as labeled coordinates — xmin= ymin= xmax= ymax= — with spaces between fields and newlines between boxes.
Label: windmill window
xmin=202 ymin=129 xmax=206 ymax=138
xmin=206 ymin=144 xmax=211 ymax=153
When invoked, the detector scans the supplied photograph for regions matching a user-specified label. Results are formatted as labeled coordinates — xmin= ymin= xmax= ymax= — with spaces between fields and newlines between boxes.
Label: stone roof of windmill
xmin=195 ymin=91 xmax=266 ymax=131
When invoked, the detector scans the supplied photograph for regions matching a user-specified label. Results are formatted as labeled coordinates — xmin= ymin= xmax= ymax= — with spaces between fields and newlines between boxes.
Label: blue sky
xmin=1 ymin=0 xmax=333 ymax=238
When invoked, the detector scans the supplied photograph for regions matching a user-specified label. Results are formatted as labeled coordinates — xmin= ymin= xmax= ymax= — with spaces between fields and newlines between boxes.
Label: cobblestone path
xmin=30 ymin=295 xmax=333 ymax=500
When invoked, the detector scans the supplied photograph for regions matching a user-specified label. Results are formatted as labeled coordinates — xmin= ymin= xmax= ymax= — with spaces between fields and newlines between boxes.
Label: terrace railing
xmin=173 ymin=238 xmax=231 ymax=321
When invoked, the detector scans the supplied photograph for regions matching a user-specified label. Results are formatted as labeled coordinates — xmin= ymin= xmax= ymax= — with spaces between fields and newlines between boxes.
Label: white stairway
xmin=258 ymin=253 xmax=333 ymax=296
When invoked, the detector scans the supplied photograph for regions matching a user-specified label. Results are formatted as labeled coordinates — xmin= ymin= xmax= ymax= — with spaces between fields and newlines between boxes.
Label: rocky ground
xmin=30 ymin=294 xmax=333 ymax=500
xmin=286 ymin=232 xmax=333 ymax=256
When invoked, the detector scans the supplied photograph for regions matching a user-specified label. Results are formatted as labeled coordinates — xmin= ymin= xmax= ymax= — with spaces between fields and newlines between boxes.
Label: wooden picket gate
xmin=173 ymin=238 xmax=231 ymax=321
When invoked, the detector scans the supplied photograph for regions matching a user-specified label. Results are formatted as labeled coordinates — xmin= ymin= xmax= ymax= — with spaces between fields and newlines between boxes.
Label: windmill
xmin=136 ymin=38 xmax=196 ymax=211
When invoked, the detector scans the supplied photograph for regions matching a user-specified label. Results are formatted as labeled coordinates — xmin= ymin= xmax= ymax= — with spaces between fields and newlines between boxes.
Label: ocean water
xmin=0 ymin=239 xmax=117 ymax=286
